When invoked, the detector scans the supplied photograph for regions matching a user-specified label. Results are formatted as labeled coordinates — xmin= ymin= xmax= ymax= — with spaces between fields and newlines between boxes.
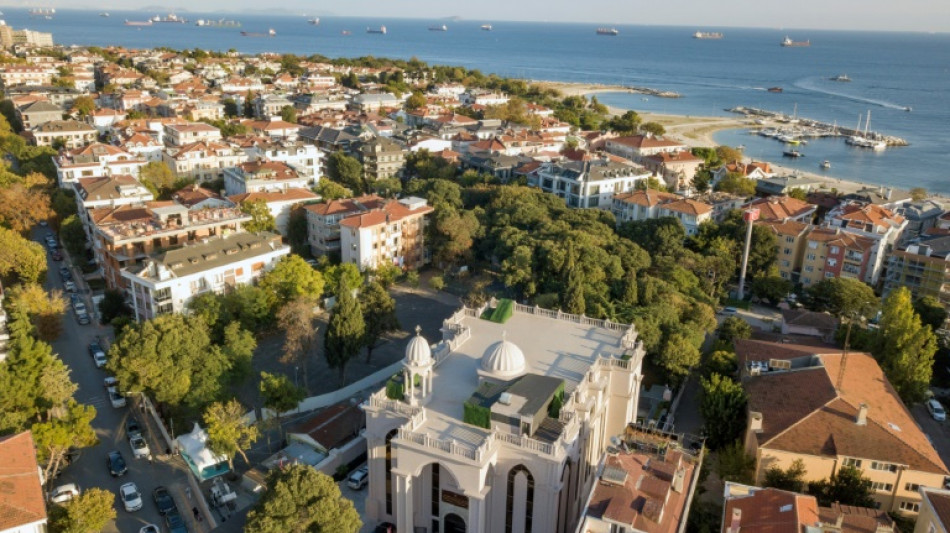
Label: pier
xmin=727 ymin=106 xmax=908 ymax=146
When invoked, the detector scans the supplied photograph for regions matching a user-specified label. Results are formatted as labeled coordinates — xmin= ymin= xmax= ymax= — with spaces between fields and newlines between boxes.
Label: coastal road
xmin=36 ymin=228 xmax=203 ymax=533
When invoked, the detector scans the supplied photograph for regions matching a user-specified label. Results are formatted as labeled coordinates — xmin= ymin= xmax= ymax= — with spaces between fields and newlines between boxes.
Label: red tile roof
xmin=610 ymin=135 xmax=685 ymax=150
xmin=747 ymin=196 xmax=817 ymax=221
xmin=338 ymin=200 xmax=433 ymax=230
xmin=613 ymin=189 xmax=679 ymax=208
xmin=228 ymin=188 xmax=319 ymax=204
xmin=303 ymin=194 xmax=386 ymax=217
xmin=0 ymin=432 xmax=47 ymax=531
xmin=723 ymin=487 xmax=818 ymax=533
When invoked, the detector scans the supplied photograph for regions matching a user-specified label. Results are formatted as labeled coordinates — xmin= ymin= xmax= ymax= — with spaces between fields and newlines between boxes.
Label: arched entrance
xmin=445 ymin=513 xmax=466 ymax=533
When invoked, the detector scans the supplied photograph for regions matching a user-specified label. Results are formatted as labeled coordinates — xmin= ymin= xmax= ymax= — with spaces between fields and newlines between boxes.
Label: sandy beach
xmin=532 ymin=79 xmax=916 ymax=198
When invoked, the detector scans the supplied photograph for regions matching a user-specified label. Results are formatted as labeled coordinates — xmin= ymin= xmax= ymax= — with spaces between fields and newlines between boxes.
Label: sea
xmin=7 ymin=10 xmax=950 ymax=192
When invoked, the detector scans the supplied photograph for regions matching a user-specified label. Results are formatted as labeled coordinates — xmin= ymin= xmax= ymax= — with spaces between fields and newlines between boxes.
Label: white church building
xmin=362 ymin=300 xmax=647 ymax=533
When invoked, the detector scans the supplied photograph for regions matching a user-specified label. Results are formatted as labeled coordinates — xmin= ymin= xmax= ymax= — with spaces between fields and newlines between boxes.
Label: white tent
xmin=176 ymin=423 xmax=230 ymax=481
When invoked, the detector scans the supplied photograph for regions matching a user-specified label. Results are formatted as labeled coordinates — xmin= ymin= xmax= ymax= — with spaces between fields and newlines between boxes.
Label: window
xmin=506 ymin=465 xmax=534 ymax=533
xmin=808 ymin=241 xmax=818 ymax=249
xmin=830 ymin=246 xmax=840 ymax=254
xmin=384 ymin=429 xmax=398 ymax=516
xmin=871 ymin=461 xmax=898 ymax=473
xmin=781 ymin=260 xmax=791 ymax=268
xmin=805 ymin=266 xmax=814 ymax=273
xmin=905 ymin=483 xmax=920 ymax=492
xmin=825 ymin=272 xmax=835 ymax=278
xmin=783 ymin=248 xmax=792 ymax=255
xmin=843 ymin=458 xmax=862 ymax=468
xmin=827 ymin=259 xmax=837 ymax=267
xmin=786 ymin=236 xmax=795 ymax=243
xmin=806 ymin=253 xmax=817 ymax=261
xmin=899 ymin=501 xmax=920 ymax=513
xmin=870 ymin=482 xmax=893 ymax=492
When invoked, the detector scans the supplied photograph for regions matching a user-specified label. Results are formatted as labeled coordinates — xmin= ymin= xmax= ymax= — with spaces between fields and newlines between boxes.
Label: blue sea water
xmin=8 ymin=10 xmax=950 ymax=191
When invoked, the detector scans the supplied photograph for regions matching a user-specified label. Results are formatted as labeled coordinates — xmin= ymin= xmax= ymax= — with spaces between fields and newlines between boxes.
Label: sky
xmin=6 ymin=0 xmax=950 ymax=32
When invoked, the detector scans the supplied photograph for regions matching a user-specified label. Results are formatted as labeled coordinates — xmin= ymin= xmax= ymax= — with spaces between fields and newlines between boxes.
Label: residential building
xmin=359 ymin=137 xmax=407 ymax=182
xmin=339 ymin=197 xmax=434 ymax=270
xmin=162 ymin=140 xmax=248 ymax=183
xmin=460 ymin=90 xmax=509 ymax=106
xmin=0 ymin=65 xmax=54 ymax=88
xmin=695 ymin=192 xmax=746 ymax=222
xmin=223 ymin=160 xmax=311 ymax=196
xmin=0 ymin=432 xmax=47 ymax=533
xmin=711 ymin=160 xmax=773 ymax=188
xmin=657 ymin=199 xmax=713 ymax=236
xmin=350 ymin=93 xmax=400 ymax=112
xmin=576 ymin=426 xmax=702 ymax=533
xmin=11 ymin=29 xmax=53 ymax=48
xmin=74 ymin=174 xmax=154 ymax=232
xmin=362 ymin=301 xmax=646 ymax=533
xmin=303 ymin=194 xmax=387 ymax=258
xmin=253 ymin=93 xmax=294 ymax=119
xmin=88 ymin=201 xmax=250 ymax=290
xmin=163 ymin=122 xmax=222 ymax=147
xmin=241 ymin=119 xmax=301 ymax=141
xmin=87 ymin=108 xmax=127 ymax=135
xmin=843 ymin=186 xmax=914 ymax=211
xmin=460 ymin=152 xmax=532 ymax=182
xmin=779 ymin=309 xmax=839 ymax=343
xmin=916 ymin=486 xmax=950 ymax=533
xmin=799 ymin=227 xmax=875 ymax=288
xmin=116 ymin=131 xmax=163 ymax=162
xmin=53 ymin=143 xmax=147 ymax=187
xmin=760 ymin=219 xmax=810 ymax=283
xmin=611 ymin=189 xmax=713 ymax=235
xmin=122 ymin=232 xmax=288 ymax=321
xmin=15 ymin=100 xmax=61 ymax=130
xmin=899 ymin=200 xmax=944 ymax=245
xmin=740 ymin=342 xmax=948 ymax=515
xmin=745 ymin=195 xmax=817 ymax=223
xmin=640 ymin=150 xmax=703 ymax=192
xmin=298 ymin=125 xmax=360 ymax=155
xmin=605 ymin=135 xmax=687 ymax=163
xmin=242 ymin=139 xmax=322 ymax=180
xmin=824 ymin=202 xmax=907 ymax=285
xmin=29 ymin=119 xmax=97 ymax=149
xmin=171 ymin=184 xmax=233 ymax=210
xmin=756 ymin=175 xmax=823 ymax=196
xmin=883 ymin=239 xmax=950 ymax=310
xmin=532 ymin=159 xmax=651 ymax=209
xmin=228 ymin=188 xmax=320 ymax=235
xmin=721 ymin=483 xmax=894 ymax=533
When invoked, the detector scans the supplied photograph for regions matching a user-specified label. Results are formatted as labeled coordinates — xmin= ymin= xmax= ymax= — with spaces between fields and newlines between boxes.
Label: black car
xmin=152 ymin=486 xmax=175 ymax=515
xmin=58 ymin=267 xmax=72 ymax=281
xmin=126 ymin=417 xmax=143 ymax=438
xmin=374 ymin=522 xmax=397 ymax=533
xmin=164 ymin=508 xmax=189 ymax=533
xmin=107 ymin=450 xmax=128 ymax=477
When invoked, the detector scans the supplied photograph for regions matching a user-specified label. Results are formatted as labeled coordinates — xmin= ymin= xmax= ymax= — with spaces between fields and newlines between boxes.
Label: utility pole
xmin=737 ymin=208 xmax=759 ymax=301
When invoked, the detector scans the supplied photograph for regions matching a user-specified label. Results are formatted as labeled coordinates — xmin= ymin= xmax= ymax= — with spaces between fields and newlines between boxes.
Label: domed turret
xmin=480 ymin=332 xmax=526 ymax=380
xmin=405 ymin=326 xmax=432 ymax=367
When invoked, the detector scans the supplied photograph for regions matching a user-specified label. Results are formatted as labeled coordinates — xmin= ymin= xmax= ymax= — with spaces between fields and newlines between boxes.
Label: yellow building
xmin=760 ymin=219 xmax=809 ymax=283
xmin=740 ymin=341 xmax=948 ymax=516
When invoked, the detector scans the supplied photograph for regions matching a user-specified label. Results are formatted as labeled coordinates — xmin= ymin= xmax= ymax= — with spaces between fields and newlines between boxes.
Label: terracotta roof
xmin=816 ymin=503 xmax=894 ymax=533
xmin=724 ymin=160 xmax=772 ymax=176
xmin=660 ymin=198 xmax=713 ymax=216
xmin=744 ymin=345 xmax=948 ymax=474
xmin=228 ymin=188 xmax=319 ymax=204
xmin=76 ymin=174 xmax=149 ymax=201
xmin=643 ymin=150 xmax=702 ymax=164
xmin=303 ymin=194 xmax=386 ymax=217
xmin=723 ymin=487 xmax=818 ymax=533
xmin=747 ymin=196 xmax=816 ymax=221
xmin=610 ymin=135 xmax=685 ymax=150
xmin=832 ymin=202 xmax=905 ymax=229
xmin=338 ymin=200 xmax=433 ymax=230
xmin=289 ymin=402 xmax=365 ymax=451
xmin=613 ymin=189 xmax=679 ymax=208
xmin=923 ymin=489 xmax=950 ymax=529
xmin=171 ymin=184 xmax=228 ymax=208
xmin=243 ymin=119 xmax=301 ymax=132
xmin=758 ymin=219 xmax=810 ymax=237
xmin=0 ymin=432 xmax=47 ymax=531
xmin=780 ymin=309 xmax=839 ymax=332
xmin=236 ymin=160 xmax=299 ymax=180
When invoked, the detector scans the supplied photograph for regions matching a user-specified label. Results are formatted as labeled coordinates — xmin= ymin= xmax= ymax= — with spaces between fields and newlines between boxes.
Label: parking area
xmin=912 ymin=403 xmax=950 ymax=473
xmin=338 ymin=477 xmax=373 ymax=533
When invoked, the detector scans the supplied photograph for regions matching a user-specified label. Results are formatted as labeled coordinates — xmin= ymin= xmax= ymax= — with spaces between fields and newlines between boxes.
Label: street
xmin=36 ymin=228 xmax=207 ymax=533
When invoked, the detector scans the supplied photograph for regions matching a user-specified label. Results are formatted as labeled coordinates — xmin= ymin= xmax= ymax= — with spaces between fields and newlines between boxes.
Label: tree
xmin=59 ymin=215 xmax=87 ymax=259
xmin=260 ymin=371 xmax=305 ymax=419
xmin=691 ymin=169 xmax=712 ymax=194
xmin=372 ymin=177 xmax=402 ymax=198
xmin=0 ymin=181 xmax=53 ymax=234
xmin=562 ymin=245 xmax=586 ymax=315
xmin=6 ymin=283 xmax=67 ymax=341
xmin=703 ymin=349 xmax=737 ymax=378
xmin=718 ymin=316 xmax=752 ymax=345
xmin=315 ymin=179 xmax=350 ymax=200
xmin=750 ymin=275 xmax=792 ymax=304
xmin=241 ymin=199 xmax=277 ymax=233
xmin=763 ymin=459 xmax=807 ymax=492
xmin=221 ymin=321 xmax=257 ymax=381
xmin=639 ymin=121 xmax=666 ymax=136
xmin=360 ymin=281 xmax=400 ymax=363
xmin=223 ymin=98 xmax=239 ymax=117
xmin=806 ymin=278 xmax=878 ymax=318
xmin=603 ymin=110 xmax=641 ymax=134
xmin=0 ymin=226 xmax=46 ymax=284
xmin=910 ymin=187 xmax=928 ymax=201
xmin=914 ymin=295 xmax=948 ymax=331
xmin=787 ymin=188 xmax=808 ymax=201
xmin=716 ymin=145 xmax=743 ymax=165
xmin=700 ymin=373 xmax=747 ymax=449
xmin=715 ymin=441 xmax=756 ymax=485
xmin=807 ymin=466 xmax=875 ymax=507
xmin=260 ymin=255 xmax=326 ymax=305
xmin=405 ymin=91 xmax=427 ymax=110
xmin=203 ymin=399 xmax=259 ymax=468
xmin=48 ymin=487 xmax=116 ymax=533
xmin=280 ymin=105 xmax=297 ymax=123
xmin=325 ymin=151 xmax=364 ymax=194
xmin=715 ymin=172 xmax=757 ymax=196
xmin=71 ymin=95 xmax=95 ymax=118
xmin=32 ymin=400 xmax=97 ymax=482
xmin=245 ymin=464 xmax=361 ymax=533
xmin=325 ymin=278 xmax=365 ymax=384
xmin=324 ymin=263 xmax=362 ymax=296
xmin=874 ymin=287 xmax=937 ymax=403
xmin=428 ymin=205 xmax=480 ymax=269
xmin=138 ymin=161 xmax=177 ymax=199
xmin=50 ymin=188 xmax=78 ymax=222
xmin=277 ymin=297 xmax=318 ymax=393
xmin=660 ymin=332 xmax=701 ymax=379
xmin=286 ymin=207 xmax=309 ymax=255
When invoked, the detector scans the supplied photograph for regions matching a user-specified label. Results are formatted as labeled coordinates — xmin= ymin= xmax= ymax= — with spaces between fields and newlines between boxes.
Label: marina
xmin=727 ymin=106 xmax=908 ymax=147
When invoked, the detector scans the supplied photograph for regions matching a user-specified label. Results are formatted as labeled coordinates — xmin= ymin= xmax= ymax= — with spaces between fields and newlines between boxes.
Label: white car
xmin=103 ymin=376 xmax=118 ymax=389
xmin=928 ymin=399 xmax=946 ymax=421
xmin=347 ymin=465 xmax=369 ymax=490
xmin=92 ymin=351 xmax=107 ymax=368
xmin=129 ymin=434 xmax=150 ymax=459
xmin=107 ymin=387 xmax=127 ymax=408
xmin=49 ymin=483 xmax=80 ymax=503
xmin=119 ymin=482 xmax=143 ymax=512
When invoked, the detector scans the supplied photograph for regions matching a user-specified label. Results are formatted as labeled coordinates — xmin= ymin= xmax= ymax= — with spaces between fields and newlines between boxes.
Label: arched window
xmin=506 ymin=464 xmax=534 ymax=533
xmin=556 ymin=460 xmax=572 ymax=533
xmin=385 ymin=429 xmax=398 ymax=516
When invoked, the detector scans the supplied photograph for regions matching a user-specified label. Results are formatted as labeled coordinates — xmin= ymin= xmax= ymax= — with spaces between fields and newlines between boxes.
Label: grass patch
xmin=482 ymin=298 xmax=514 ymax=324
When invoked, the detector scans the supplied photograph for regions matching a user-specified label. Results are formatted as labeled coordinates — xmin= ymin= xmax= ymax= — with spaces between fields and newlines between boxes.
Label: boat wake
xmin=793 ymin=78 xmax=909 ymax=111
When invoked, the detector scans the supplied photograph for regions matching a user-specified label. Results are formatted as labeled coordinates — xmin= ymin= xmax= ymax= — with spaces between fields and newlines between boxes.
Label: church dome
xmin=480 ymin=335 xmax=526 ymax=380
xmin=405 ymin=326 xmax=432 ymax=367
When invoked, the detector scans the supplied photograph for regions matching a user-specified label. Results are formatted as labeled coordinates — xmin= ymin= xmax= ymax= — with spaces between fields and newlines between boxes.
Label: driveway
xmin=912 ymin=403 xmax=950 ymax=474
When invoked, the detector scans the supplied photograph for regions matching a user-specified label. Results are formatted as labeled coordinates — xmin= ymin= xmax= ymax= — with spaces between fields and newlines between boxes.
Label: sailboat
xmin=848 ymin=111 xmax=886 ymax=150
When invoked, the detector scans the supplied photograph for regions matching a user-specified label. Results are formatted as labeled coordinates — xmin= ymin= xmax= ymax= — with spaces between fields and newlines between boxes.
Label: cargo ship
xmin=481 ymin=24 xmax=492 ymax=31
xmin=153 ymin=13 xmax=188 ymax=23
xmin=367 ymin=25 xmax=387 ymax=34
xmin=693 ymin=31 xmax=723 ymax=39
xmin=125 ymin=19 xmax=153 ymax=26
xmin=308 ymin=18 xmax=320 ymax=25
xmin=781 ymin=36 xmax=810 ymax=47
xmin=429 ymin=24 xmax=448 ymax=31
xmin=196 ymin=19 xmax=241 ymax=28
xmin=596 ymin=27 xmax=619 ymax=36
xmin=241 ymin=28 xmax=276 ymax=37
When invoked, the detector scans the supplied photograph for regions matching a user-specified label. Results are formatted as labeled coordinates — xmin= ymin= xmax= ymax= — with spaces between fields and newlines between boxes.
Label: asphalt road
xmin=36 ymin=228 xmax=204 ymax=533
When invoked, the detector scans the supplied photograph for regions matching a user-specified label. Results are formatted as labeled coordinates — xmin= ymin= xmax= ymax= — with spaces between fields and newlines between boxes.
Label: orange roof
xmin=613 ymin=189 xmax=679 ymax=208
xmin=172 ymin=184 xmax=227 ymax=208
xmin=338 ymin=200 xmax=433 ymax=230
xmin=0 ymin=432 xmax=47 ymax=530
xmin=228 ymin=188 xmax=319 ymax=204
xmin=758 ymin=219 xmax=810 ymax=237
xmin=610 ymin=135 xmax=685 ymax=150
xmin=747 ymin=196 xmax=816 ymax=221
xmin=644 ymin=150 xmax=702 ymax=164
xmin=303 ymin=194 xmax=386 ymax=217
xmin=660 ymin=198 xmax=713 ymax=216
xmin=724 ymin=487 xmax=818 ymax=533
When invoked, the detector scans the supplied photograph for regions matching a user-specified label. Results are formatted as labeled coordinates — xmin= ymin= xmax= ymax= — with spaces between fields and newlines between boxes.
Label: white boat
xmin=849 ymin=110 xmax=887 ymax=150
xmin=308 ymin=18 xmax=320 ymax=25
xmin=481 ymin=24 xmax=492 ymax=31
xmin=820 ymin=160 xmax=831 ymax=169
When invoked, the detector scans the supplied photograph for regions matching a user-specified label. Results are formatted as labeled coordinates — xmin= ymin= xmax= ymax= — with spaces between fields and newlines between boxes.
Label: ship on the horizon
xmin=152 ymin=13 xmax=188 ymax=24
xmin=481 ymin=24 xmax=493 ymax=31
xmin=124 ymin=19 xmax=153 ymax=27
xmin=693 ymin=31 xmax=723 ymax=39
xmin=429 ymin=24 xmax=448 ymax=31
xmin=596 ymin=27 xmax=619 ymax=36
xmin=308 ymin=18 xmax=320 ymax=25
xmin=781 ymin=36 xmax=810 ymax=47
xmin=29 ymin=8 xmax=54 ymax=17
xmin=367 ymin=25 xmax=387 ymax=34
xmin=830 ymin=74 xmax=851 ymax=82
xmin=196 ymin=18 xmax=241 ymax=28
xmin=241 ymin=28 xmax=276 ymax=37
xmin=100 ymin=12 xmax=109 ymax=17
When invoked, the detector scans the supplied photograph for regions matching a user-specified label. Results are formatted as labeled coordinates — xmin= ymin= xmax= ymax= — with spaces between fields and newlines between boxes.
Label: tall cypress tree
xmin=562 ymin=244 xmax=586 ymax=315
xmin=874 ymin=286 xmax=937 ymax=403
xmin=325 ymin=278 xmax=365 ymax=384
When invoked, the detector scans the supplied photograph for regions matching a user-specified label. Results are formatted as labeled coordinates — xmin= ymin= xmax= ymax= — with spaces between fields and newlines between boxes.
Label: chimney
xmin=856 ymin=403 xmax=868 ymax=426
xmin=727 ymin=508 xmax=742 ymax=533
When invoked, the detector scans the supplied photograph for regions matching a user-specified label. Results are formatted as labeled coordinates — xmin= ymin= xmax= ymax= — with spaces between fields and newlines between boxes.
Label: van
xmin=347 ymin=466 xmax=369 ymax=490
xmin=927 ymin=399 xmax=946 ymax=421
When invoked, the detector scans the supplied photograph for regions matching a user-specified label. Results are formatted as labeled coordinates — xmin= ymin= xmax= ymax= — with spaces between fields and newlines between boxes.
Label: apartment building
xmin=53 ymin=143 xmax=148 ymax=187
xmin=228 ymin=188 xmax=320 ymax=236
xmin=0 ymin=65 xmax=54 ymax=88
xmin=163 ymin=122 xmax=222 ymax=147
xmin=223 ymin=160 xmax=312 ymax=196
xmin=745 ymin=195 xmax=817 ymax=223
xmin=640 ymin=150 xmax=703 ymax=192
xmin=303 ymin=194 xmax=387 ymax=258
xmin=162 ymin=140 xmax=248 ymax=183
xmin=74 ymin=175 xmax=154 ymax=234
xmin=916 ymin=487 xmax=950 ymax=533
xmin=532 ymin=159 xmax=651 ymax=209
xmin=30 ymin=119 xmax=97 ymax=149
xmin=760 ymin=221 xmax=875 ymax=287
xmin=740 ymin=341 xmax=948 ymax=515
xmin=611 ymin=189 xmax=713 ymax=235
xmin=0 ymin=432 xmax=47 ymax=533
xmin=359 ymin=137 xmax=408 ymax=182
xmin=760 ymin=219 xmax=811 ymax=284
xmin=339 ymin=197 xmax=434 ymax=271
xmin=242 ymin=139 xmax=322 ymax=180
xmin=884 ymin=238 xmax=950 ymax=310
xmin=122 ymin=232 xmax=288 ymax=321
xmin=604 ymin=135 xmax=687 ymax=163
xmin=15 ymin=100 xmax=61 ymax=130
xmin=824 ymin=202 xmax=907 ymax=285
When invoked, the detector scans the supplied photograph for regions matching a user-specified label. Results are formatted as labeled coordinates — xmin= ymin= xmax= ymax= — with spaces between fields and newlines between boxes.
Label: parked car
xmin=89 ymin=342 xmax=106 ymax=367
xmin=58 ymin=267 xmax=72 ymax=280
xmin=164 ymin=508 xmax=189 ymax=533
xmin=152 ymin=486 xmax=176 ymax=515
xmin=51 ymin=250 xmax=63 ymax=261
xmin=63 ymin=280 xmax=76 ymax=292
xmin=129 ymin=434 xmax=150 ymax=459
xmin=347 ymin=465 xmax=369 ymax=490
xmin=75 ymin=310 xmax=91 ymax=325
xmin=720 ymin=306 xmax=738 ymax=315
xmin=104 ymin=376 xmax=118 ymax=389
xmin=107 ymin=450 xmax=128 ymax=477
xmin=49 ymin=483 xmax=80 ymax=504
xmin=119 ymin=482 xmax=143 ymax=512
xmin=928 ymin=399 xmax=946 ymax=421
xmin=108 ymin=387 xmax=127 ymax=408
xmin=125 ymin=417 xmax=142 ymax=437
xmin=73 ymin=301 xmax=87 ymax=315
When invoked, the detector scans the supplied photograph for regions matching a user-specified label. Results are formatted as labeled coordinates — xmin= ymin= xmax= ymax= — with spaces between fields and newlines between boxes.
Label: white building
xmin=530 ymin=159 xmax=651 ymax=209
xmin=74 ymin=174 xmax=154 ymax=233
xmin=163 ymin=140 xmax=248 ymax=183
xmin=223 ymin=160 xmax=312 ymax=196
xmin=362 ymin=301 xmax=646 ymax=533
xmin=604 ymin=136 xmax=688 ymax=163
xmin=823 ymin=201 xmax=908 ymax=285
xmin=228 ymin=188 xmax=320 ymax=236
xmin=122 ymin=232 xmax=289 ymax=321
xmin=612 ymin=189 xmax=714 ymax=236
xmin=54 ymin=143 xmax=148 ymax=187
xmin=339 ymin=197 xmax=433 ymax=271
xmin=30 ymin=120 xmax=97 ymax=149
xmin=163 ymin=122 xmax=222 ymax=147
xmin=242 ymin=140 xmax=323 ymax=181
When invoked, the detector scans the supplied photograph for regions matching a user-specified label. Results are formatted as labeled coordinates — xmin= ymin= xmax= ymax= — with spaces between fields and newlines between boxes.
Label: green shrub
xmin=463 ymin=401 xmax=491 ymax=429
xmin=547 ymin=382 xmax=565 ymax=418
xmin=485 ymin=298 xmax=514 ymax=324
xmin=385 ymin=378 xmax=404 ymax=400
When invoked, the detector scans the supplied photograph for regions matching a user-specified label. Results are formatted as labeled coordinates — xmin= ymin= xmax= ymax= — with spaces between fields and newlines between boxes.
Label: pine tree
xmin=325 ymin=278 xmax=365 ymax=384
xmin=562 ymin=245 xmax=586 ymax=315
xmin=359 ymin=281 xmax=400 ymax=363
xmin=874 ymin=286 xmax=937 ymax=403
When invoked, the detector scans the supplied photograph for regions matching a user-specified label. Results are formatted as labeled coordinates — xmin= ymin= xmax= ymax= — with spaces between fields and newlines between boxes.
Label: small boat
xmin=783 ymin=150 xmax=805 ymax=158
xmin=693 ymin=31 xmax=723 ymax=39
xmin=429 ymin=24 xmax=448 ymax=31
xmin=767 ymin=87 xmax=783 ymax=93
xmin=308 ymin=18 xmax=320 ymax=25
xmin=820 ymin=160 xmax=831 ymax=169
xmin=241 ymin=28 xmax=276 ymax=37
xmin=125 ymin=19 xmax=153 ymax=26
xmin=154 ymin=13 xmax=187 ymax=23
xmin=830 ymin=74 xmax=851 ymax=82
xmin=100 ymin=12 xmax=110 ymax=17
xmin=596 ymin=27 xmax=619 ymax=36
xmin=905 ymin=107 xmax=912 ymax=112
xmin=481 ymin=24 xmax=492 ymax=31
xmin=196 ymin=19 xmax=241 ymax=27
xmin=781 ymin=36 xmax=810 ymax=47
xmin=367 ymin=25 xmax=387 ymax=34
xmin=341 ymin=30 xmax=351 ymax=35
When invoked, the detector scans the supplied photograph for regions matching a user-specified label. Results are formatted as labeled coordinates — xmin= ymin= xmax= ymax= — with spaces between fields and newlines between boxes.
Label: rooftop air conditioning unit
xmin=498 ymin=392 xmax=512 ymax=405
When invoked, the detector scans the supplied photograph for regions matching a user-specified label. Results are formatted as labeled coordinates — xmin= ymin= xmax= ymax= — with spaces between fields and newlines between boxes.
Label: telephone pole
xmin=737 ymin=208 xmax=759 ymax=301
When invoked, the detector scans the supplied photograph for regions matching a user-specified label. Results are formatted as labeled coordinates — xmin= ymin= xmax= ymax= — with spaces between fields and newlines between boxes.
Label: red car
xmin=51 ymin=250 xmax=63 ymax=261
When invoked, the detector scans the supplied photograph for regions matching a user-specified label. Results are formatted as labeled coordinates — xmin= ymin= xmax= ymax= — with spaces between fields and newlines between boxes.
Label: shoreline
xmin=529 ymin=79 xmax=921 ymax=199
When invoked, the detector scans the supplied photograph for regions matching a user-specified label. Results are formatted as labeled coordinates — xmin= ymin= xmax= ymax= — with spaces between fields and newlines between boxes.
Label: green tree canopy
xmin=325 ymin=278 xmax=365 ymax=384
xmin=315 ymin=179 xmax=350 ymax=200
xmin=718 ymin=316 xmax=752 ymax=345
xmin=700 ymin=373 xmax=747 ymax=449
xmin=874 ymin=287 xmax=937 ymax=403
xmin=763 ymin=459 xmax=807 ymax=493
xmin=245 ymin=464 xmax=361 ymax=533
xmin=260 ymin=371 xmax=305 ymax=416
xmin=360 ymin=281 xmax=400 ymax=362
xmin=806 ymin=277 xmax=879 ymax=318
xmin=137 ymin=161 xmax=177 ymax=199
xmin=323 ymin=263 xmax=362 ymax=297
xmin=203 ymin=398 xmax=259 ymax=468
xmin=259 ymin=255 xmax=326 ymax=305
xmin=913 ymin=295 xmax=948 ymax=331
xmin=325 ymin=151 xmax=365 ymax=194
xmin=639 ymin=121 xmax=666 ymax=136
xmin=48 ymin=487 xmax=116 ymax=533
xmin=280 ymin=105 xmax=297 ymax=123
xmin=240 ymin=199 xmax=277 ymax=233
xmin=0 ymin=226 xmax=47 ymax=284
xmin=715 ymin=172 xmax=757 ymax=196
xmin=807 ymin=466 xmax=875 ymax=508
